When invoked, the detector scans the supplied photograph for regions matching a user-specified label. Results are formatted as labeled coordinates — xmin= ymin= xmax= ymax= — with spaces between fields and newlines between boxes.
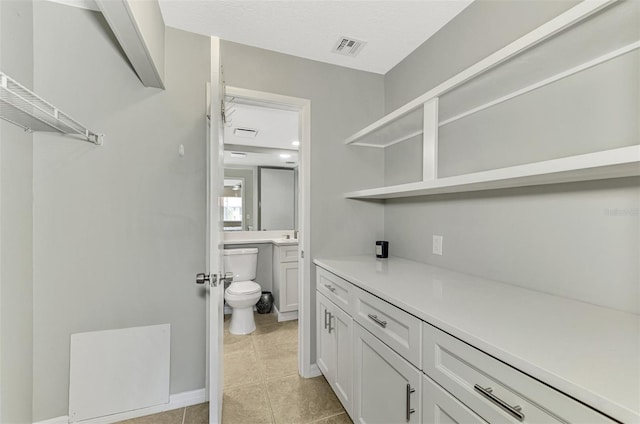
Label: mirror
xmin=223 ymin=97 xmax=299 ymax=232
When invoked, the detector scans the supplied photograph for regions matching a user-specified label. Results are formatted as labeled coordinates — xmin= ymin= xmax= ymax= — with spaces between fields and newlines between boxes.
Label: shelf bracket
xmin=423 ymin=98 xmax=439 ymax=181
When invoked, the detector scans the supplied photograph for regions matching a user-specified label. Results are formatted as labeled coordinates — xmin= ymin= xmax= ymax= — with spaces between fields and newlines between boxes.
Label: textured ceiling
xmin=158 ymin=0 xmax=473 ymax=74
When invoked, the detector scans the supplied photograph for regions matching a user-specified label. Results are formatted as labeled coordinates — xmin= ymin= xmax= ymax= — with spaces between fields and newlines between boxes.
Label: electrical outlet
xmin=433 ymin=235 xmax=443 ymax=255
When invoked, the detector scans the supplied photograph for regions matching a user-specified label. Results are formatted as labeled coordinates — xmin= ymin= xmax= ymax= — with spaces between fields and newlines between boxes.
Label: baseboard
xmin=33 ymin=417 xmax=68 ymax=424
xmin=273 ymin=305 xmax=298 ymax=322
xmin=305 ymin=363 xmax=322 ymax=378
xmin=33 ymin=388 xmax=206 ymax=424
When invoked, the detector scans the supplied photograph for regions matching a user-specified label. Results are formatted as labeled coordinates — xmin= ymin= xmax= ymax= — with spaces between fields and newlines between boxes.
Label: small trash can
xmin=256 ymin=291 xmax=274 ymax=314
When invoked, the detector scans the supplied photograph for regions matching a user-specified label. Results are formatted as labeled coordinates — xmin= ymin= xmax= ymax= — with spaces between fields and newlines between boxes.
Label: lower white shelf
xmin=344 ymin=145 xmax=640 ymax=199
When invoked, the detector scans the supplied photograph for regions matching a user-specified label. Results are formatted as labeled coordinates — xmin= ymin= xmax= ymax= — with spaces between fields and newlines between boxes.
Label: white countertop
xmin=223 ymin=230 xmax=298 ymax=247
xmin=314 ymin=255 xmax=640 ymax=423
xmin=223 ymin=238 xmax=298 ymax=246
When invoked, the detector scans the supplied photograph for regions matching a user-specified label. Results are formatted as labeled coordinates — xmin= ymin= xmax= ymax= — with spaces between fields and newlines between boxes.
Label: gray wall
xmin=221 ymin=41 xmax=386 ymax=361
xmin=0 ymin=1 xmax=34 ymax=423
xmin=383 ymin=1 xmax=640 ymax=313
xmin=31 ymin=3 xmax=210 ymax=420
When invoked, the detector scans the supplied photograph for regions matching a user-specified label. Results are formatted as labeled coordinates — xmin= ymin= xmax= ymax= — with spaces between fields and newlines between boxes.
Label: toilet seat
xmin=226 ymin=281 xmax=261 ymax=295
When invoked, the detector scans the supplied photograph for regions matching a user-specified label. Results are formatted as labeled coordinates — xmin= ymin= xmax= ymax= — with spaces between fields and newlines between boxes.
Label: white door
xmin=316 ymin=293 xmax=334 ymax=379
xmin=353 ymin=323 xmax=421 ymax=424
xmin=202 ymin=37 xmax=225 ymax=424
xmin=422 ymin=375 xmax=487 ymax=424
xmin=279 ymin=261 xmax=299 ymax=312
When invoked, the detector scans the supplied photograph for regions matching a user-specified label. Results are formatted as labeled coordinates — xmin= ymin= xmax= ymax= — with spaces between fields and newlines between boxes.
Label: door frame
xmin=224 ymin=86 xmax=316 ymax=378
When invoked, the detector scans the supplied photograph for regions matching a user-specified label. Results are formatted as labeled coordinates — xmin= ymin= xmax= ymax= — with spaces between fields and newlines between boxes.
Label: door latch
xmin=196 ymin=273 xmax=219 ymax=287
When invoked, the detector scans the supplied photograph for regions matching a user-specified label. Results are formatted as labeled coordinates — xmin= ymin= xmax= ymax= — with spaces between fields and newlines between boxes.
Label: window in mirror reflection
xmin=223 ymin=178 xmax=244 ymax=231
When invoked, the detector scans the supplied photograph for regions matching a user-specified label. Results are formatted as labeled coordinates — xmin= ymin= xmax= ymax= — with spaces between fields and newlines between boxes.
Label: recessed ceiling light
xmin=280 ymin=153 xmax=291 ymax=159
xmin=291 ymin=141 xmax=300 ymax=147
xmin=230 ymin=152 xmax=247 ymax=158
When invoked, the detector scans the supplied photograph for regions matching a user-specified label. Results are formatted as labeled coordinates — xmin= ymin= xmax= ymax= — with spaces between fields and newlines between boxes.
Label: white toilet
xmin=223 ymin=248 xmax=262 ymax=335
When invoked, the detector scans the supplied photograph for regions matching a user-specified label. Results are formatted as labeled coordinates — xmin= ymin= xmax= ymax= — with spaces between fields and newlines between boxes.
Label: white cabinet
xmin=273 ymin=244 xmax=298 ymax=317
xmin=422 ymin=374 xmax=487 ymax=424
xmin=353 ymin=322 xmax=421 ymax=424
xmin=278 ymin=261 xmax=298 ymax=312
xmin=352 ymin=285 xmax=421 ymax=368
xmin=316 ymin=292 xmax=354 ymax=418
xmin=422 ymin=323 xmax=615 ymax=424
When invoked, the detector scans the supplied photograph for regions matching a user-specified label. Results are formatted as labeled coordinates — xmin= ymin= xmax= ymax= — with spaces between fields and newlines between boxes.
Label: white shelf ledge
xmin=344 ymin=0 xmax=613 ymax=148
xmin=344 ymin=145 xmax=640 ymax=199
xmin=0 ymin=72 xmax=103 ymax=145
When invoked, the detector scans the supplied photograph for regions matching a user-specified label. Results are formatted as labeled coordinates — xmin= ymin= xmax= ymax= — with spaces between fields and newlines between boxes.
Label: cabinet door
xmin=279 ymin=262 xmax=298 ymax=312
xmin=316 ymin=293 xmax=334 ymax=380
xmin=422 ymin=375 xmax=486 ymax=424
xmin=331 ymin=303 xmax=353 ymax=418
xmin=354 ymin=323 xmax=421 ymax=424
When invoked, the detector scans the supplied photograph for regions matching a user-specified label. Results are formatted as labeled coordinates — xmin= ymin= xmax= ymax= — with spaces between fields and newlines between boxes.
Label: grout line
xmin=306 ymin=411 xmax=349 ymax=424
xmin=181 ymin=407 xmax=186 ymax=424
xmin=263 ymin=380 xmax=278 ymax=424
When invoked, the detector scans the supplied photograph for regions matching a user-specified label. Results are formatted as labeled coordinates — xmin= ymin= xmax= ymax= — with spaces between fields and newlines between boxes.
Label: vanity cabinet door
xmin=354 ymin=322 xmax=421 ymax=424
xmin=279 ymin=261 xmax=298 ymax=312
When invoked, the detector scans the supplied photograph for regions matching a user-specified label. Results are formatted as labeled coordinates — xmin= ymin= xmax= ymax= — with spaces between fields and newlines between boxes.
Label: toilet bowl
xmin=225 ymin=281 xmax=262 ymax=334
xmin=223 ymin=248 xmax=262 ymax=335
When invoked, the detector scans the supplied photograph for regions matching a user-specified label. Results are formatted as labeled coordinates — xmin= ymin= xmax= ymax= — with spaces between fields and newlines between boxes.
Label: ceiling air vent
xmin=233 ymin=127 xmax=258 ymax=138
xmin=332 ymin=36 xmax=367 ymax=57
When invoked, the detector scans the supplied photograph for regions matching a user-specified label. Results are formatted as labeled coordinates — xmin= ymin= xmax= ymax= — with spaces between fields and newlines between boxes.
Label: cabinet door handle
xmin=474 ymin=384 xmax=525 ymax=422
xmin=324 ymin=309 xmax=330 ymax=330
xmin=324 ymin=284 xmax=336 ymax=293
xmin=328 ymin=313 xmax=334 ymax=334
xmin=406 ymin=384 xmax=415 ymax=422
xmin=367 ymin=314 xmax=387 ymax=328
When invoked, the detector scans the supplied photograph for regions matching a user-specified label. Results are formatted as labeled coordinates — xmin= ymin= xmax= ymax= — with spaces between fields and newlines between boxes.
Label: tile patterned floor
xmin=117 ymin=313 xmax=352 ymax=424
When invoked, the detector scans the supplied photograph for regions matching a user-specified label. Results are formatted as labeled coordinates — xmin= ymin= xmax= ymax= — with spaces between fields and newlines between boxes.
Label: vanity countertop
xmin=314 ymin=255 xmax=639 ymax=423
xmin=224 ymin=238 xmax=298 ymax=246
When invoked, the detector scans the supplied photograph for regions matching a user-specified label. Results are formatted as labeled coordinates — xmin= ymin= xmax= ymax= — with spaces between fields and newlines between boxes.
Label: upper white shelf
xmin=344 ymin=145 xmax=640 ymax=199
xmin=0 ymin=72 xmax=103 ymax=145
xmin=344 ymin=0 xmax=613 ymax=148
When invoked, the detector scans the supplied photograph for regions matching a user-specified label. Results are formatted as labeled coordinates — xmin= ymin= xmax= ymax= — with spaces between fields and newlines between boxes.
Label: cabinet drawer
xmin=353 ymin=285 xmax=421 ymax=369
xmin=278 ymin=245 xmax=299 ymax=263
xmin=317 ymin=267 xmax=353 ymax=315
xmin=422 ymin=374 xmax=487 ymax=424
xmin=422 ymin=323 xmax=615 ymax=423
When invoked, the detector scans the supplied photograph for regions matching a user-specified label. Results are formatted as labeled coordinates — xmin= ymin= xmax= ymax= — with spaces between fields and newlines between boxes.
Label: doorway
xmin=221 ymin=86 xmax=315 ymax=384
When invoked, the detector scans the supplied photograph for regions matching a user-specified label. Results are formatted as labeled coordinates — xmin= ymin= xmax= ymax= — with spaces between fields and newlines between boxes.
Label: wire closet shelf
xmin=0 ymin=72 xmax=103 ymax=145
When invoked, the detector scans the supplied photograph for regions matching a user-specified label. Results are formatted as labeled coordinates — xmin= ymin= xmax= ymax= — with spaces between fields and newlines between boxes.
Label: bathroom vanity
xmin=314 ymin=256 xmax=639 ymax=424
xmin=272 ymin=243 xmax=299 ymax=320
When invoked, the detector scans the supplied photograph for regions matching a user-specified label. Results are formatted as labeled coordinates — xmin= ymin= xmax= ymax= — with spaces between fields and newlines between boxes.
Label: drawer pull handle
xmin=328 ymin=313 xmax=334 ymax=334
xmin=368 ymin=314 xmax=387 ymax=328
xmin=406 ymin=384 xmax=415 ymax=422
xmin=324 ymin=309 xmax=330 ymax=330
xmin=324 ymin=284 xmax=336 ymax=293
xmin=474 ymin=384 xmax=525 ymax=422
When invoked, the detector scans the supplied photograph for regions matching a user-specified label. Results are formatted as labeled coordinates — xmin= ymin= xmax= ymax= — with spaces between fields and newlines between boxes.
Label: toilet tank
xmin=223 ymin=248 xmax=258 ymax=282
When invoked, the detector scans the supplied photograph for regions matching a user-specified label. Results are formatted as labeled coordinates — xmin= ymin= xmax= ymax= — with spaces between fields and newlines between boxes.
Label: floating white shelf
xmin=343 ymin=0 xmax=612 ymax=148
xmin=344 ymin=145 xmax=640 ymax=199
xmin=0 ymin=72 xmax=103 ymax=145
